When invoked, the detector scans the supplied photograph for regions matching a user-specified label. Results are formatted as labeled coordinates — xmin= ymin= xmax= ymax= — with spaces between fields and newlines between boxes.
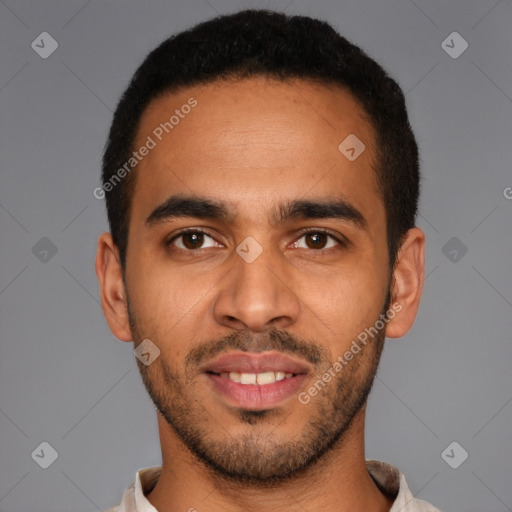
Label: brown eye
xmin=182 ymin=232 xmax=204 ymax=249
xmin=169 ymin=230 xmax=218 ymax=250
xmin=294 ymin=231 xmax=341 ymax=250
xmin=305 ymin=232 xmax=329 ymax=249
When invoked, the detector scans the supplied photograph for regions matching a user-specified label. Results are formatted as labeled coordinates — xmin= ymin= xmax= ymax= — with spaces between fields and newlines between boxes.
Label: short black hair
xmin=102 ymin=8 xmax=419 ymax=271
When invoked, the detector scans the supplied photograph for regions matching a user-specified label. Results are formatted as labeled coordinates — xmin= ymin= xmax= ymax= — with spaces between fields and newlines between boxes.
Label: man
xmin=95 ymin=8 xmax=440 ymax=512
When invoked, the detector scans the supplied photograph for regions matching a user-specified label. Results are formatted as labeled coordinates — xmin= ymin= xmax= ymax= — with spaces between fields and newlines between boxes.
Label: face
xmin=106 ymin=77 xmax=403 ymax=483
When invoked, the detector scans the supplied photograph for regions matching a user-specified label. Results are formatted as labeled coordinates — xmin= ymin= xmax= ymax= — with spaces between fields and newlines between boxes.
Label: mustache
xmin=186 ymin=327 xmax=327 ymax=369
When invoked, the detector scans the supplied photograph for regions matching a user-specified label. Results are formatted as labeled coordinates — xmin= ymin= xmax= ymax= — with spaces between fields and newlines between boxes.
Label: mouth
xmin=201 ymin=351 xmax=311 ymax=410
xmin=208 ymin=370 xmax=297 ymax=384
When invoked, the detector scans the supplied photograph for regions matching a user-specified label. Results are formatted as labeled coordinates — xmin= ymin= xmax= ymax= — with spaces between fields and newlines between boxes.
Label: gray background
xmin=0 ymin=0 xmax=511 ymax=511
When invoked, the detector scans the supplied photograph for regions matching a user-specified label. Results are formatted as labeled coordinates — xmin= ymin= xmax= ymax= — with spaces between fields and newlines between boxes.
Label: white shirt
xmin=105 ymin=460 xmax=441 ymax=512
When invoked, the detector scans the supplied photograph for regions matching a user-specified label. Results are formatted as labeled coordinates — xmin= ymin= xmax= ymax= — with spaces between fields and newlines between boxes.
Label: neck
xmin=146 ymin=406 xmax=394 ymax=512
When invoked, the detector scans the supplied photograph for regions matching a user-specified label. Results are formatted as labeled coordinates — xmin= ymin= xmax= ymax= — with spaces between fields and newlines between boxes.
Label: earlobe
xmin=95 ymin=232 xmax=133 ymax=342
xmin=385 ymin=227 xmax=426 ymax=339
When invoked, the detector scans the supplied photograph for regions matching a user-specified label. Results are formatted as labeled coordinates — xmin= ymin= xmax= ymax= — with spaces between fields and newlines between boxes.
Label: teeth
xmin=220 ymin=371 xmax=295 ymax=385
xmin=240 ymin=373 xmax=257 ymax=384
xmin=228 ymin=371 xmax=241 ymax=382
xmin=256 ymin=371 xmax=275 ymax=385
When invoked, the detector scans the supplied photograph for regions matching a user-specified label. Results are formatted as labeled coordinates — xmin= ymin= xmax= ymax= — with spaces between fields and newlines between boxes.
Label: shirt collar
xmin=120 ymin=460 xmax=438 ymax=512
xmin=134 ymin=466 xmax=160 ymax=511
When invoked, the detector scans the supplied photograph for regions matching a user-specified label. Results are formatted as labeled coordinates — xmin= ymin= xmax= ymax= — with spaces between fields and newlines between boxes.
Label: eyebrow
xmin=145 ymin=195 xmax=232 ymax=227
xmin=276 ymin=197 xmax=367 ymax=230
xmin=145 ymin=194 xmax=367 ymax=230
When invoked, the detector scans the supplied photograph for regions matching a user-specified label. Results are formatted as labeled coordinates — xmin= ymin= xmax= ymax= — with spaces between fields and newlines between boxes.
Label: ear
xmin=95 ymin=232 xmax=133 ymax=342
xmin=385 ymin=227 xmax=426 ymax=338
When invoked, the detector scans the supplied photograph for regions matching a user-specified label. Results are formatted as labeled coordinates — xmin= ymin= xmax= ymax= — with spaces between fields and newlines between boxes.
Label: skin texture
xmin=95 ymin=76 xmax=425 ymax=512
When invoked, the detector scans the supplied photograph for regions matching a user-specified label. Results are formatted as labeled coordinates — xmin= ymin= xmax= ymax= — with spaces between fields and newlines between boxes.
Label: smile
xmin=201 ymin=351 xmax=311 ymax=410
xmin=214 ymin=370 xmax=295 ymax=385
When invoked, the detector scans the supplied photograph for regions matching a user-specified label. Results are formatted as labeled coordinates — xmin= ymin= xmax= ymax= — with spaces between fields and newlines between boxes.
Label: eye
xmin=292 ymin=230 xmax=344 ymax=250
xmin=168 ymin=230 xmax=219 ymax=250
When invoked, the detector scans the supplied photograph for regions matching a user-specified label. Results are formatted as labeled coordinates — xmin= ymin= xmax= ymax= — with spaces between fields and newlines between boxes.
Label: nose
xmin=212 ymin=246 xmax=301 ymax=332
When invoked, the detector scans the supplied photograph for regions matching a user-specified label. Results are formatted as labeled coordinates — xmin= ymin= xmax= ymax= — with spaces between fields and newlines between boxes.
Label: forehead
xmin=130 ymin=76 xmax=382 ymax=226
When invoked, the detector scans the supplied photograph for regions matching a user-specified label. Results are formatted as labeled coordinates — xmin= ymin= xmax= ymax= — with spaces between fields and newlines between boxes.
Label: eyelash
xmin=295 ymin=229 xmax=348 ymax=251
xmin=166 ymin=228 xmax=347 ymax=252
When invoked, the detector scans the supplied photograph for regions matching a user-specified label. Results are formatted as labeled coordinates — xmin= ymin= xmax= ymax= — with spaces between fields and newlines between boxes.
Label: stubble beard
xmin=128 ymin=300 xmax=387 ymax=486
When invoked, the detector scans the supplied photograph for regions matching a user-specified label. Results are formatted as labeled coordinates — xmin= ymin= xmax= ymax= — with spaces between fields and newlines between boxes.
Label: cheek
xmin=312 ymin=262 xmax=381 ymax=313
xmin=300 ymin=261 xmax=386 ymax=346
xmin=127 ymin=254 xmax=220 ymax=337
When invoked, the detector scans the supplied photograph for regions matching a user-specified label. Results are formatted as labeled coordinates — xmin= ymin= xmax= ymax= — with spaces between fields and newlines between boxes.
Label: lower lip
xmin=206 ymin=373 xmax=306 ymax=410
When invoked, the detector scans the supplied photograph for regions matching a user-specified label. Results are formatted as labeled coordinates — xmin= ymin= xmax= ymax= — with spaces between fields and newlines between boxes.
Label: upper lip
xmin=201 ymin=351 xmax=312 ymax=375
